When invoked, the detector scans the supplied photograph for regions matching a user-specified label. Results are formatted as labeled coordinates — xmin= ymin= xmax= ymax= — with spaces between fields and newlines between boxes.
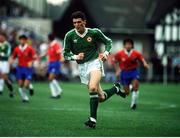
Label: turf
xmin=0 ymin=82 xmax=180 ymax=136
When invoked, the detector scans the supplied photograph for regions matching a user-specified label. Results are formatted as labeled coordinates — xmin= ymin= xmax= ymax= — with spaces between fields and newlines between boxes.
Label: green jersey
xmin=0 ymin=41 xmax=11 ymax=61
xmin=63 ymin=28 xmax=112 ymax=64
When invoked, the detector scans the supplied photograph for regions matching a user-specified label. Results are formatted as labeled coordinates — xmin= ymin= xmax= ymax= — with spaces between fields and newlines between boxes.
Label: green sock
xmin=89 ymin=92 xmax=99 ymax=119
xmin=103 ymin=86 xmax=117 ymax=101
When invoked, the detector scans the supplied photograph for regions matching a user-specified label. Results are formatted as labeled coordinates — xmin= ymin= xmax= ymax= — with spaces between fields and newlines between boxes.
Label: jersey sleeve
xmin=30 ymin=46 xmax=36 ymax=59
xmin=136 ymin=51 xmax=144 ymax=62
xmin=55 ymin=43 xmax=62 ymax=54
xmin=95 ymin=28 xmax=112 ymax=53
xmin=114 ymin=52 xmax=120 ymax=62
xmin=12 ymin=47 xmax=18 ymax=59
xmin=63 ymin=32 xmax=76 ymax=60
xmin=0 ymin=42 xmax=11 ymax=59
xmin=4 ymin=43 xmax=11 ymax=57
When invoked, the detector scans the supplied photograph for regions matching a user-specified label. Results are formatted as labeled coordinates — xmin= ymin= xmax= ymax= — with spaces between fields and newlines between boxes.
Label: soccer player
xmin=114 ymin=38 xmax=149 ymax=110
xmin=9 ymin=35 xmax=36 ymax=102
xmin=63 ymin=11 xmax=125 ymax=128
xmin=0 ymin=32 xmax=14 ymax=97
xmin=47 ymin=33 xmax=63 ymax=98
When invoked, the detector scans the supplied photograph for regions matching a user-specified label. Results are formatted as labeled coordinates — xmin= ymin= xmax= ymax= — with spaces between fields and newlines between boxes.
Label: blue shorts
xmin=48 ymin=61 xmax=61 ymax=75
xmin=120 ymin=69 xmax=139 ymax=86
xmin=16 ymin=66 xmax=33 ymax=81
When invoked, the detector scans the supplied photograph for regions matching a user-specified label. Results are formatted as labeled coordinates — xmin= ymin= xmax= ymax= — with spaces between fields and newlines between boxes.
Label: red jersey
xmin=114 ymin=49 xmax=144 ymax=71
xmin=12 ymin=44 xmax=36 ymax=67
xmin=47 ymin=40 xmax=62 ymax=62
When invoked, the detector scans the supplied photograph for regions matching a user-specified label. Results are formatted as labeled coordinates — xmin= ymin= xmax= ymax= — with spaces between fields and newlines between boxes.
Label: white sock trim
xmin=90 ymin=117 xmax=96 ymax=123
xmin=29 ymin=83 xmax=33 ymax=89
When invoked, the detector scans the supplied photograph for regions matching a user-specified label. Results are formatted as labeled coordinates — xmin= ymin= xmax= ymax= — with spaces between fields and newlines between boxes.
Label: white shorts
xmin=0 ymin=61 xmax=10 ymax=74
xmin=78 ymin=59 xmax=105 ymax=85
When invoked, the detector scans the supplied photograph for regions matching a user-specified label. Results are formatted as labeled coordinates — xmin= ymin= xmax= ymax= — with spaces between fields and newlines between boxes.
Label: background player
xmin=0 ymin=32 xmax=14 ymax=97
xmin=114 ymin=38 xmax=149 ymax=109
xmin=9 ymin=35 xmax=36 ymax=102
xmin=47 ymin=33 xmax=63 ymax=98
xmin=64 ymin=11 xmax=125 ymax=128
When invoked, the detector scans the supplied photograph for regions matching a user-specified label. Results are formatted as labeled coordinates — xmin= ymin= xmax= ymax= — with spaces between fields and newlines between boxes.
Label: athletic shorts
xmin=48 ymin=61 xmax=61 ymax=75
xmin=78 ymin=59 xmax=105 ymax=85
xmin=0 ymin=61 xmax=10 ymax=74
xmin=16 ymin=66 xmax=33 ymax=81
xmin=120 ymin=69 xmax=139 ymax=86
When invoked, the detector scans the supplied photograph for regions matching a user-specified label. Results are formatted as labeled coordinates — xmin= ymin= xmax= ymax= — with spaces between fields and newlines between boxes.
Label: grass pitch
xmin=0 ymin=82 xmax=180 ymax=136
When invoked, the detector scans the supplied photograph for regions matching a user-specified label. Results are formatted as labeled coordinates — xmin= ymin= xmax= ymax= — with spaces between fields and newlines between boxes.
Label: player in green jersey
xmin=63 ymin=11 xmax=125 ymax=128
xmin=0 ymin=32 xmax=14 ymax=97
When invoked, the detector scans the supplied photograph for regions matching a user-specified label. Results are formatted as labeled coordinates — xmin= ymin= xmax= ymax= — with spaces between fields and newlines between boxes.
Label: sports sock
xmin=52 ymin=79 xmax=62 ymax=95
xmin=49 ymin=81 xmax=57 ymax=97
xmin=29 ymin=83 xmax=34 ymax=90
xmin=129 ymin=84 xmax=133 ymax=91
xmin=5 ymin=80 xmax=13 ymax=92
xmin=103 ymin=86 xmax=117 ymax=101
xmin=18 ymin=87 xmax=29 ymax=100
xmin=131 ymin=90 xmax=139 ymax=106
xmin=0 ymin=79 xmax=4 ymax=92
xmin=89 ymin=92 xmax=99 ymax=120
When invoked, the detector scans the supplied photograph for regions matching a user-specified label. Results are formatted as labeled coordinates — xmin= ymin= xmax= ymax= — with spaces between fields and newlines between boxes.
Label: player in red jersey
xmin=114 ymin=38 xmax=149 ymax=109
xmin=9 ymin=35 xmax=36 ymax=102
xmin=47 ymin=34 xmax=63 ymax=98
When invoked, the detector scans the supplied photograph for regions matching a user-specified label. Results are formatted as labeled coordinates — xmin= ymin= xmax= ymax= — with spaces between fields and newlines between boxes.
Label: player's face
xmin=73 ymin=18 xmax=86 ymax=34
xmin=19 ymin=39 xmax=27 ymax=45
xmin=124 ymin=42 xmax=133 ymax=52
xmin=0 ymin=35 xmax=5 ymax=43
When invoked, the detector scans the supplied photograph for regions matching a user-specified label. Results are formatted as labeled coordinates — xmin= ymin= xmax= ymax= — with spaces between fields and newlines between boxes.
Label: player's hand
xmin=60 ymin=56 xmax=65 ymax=62
xmin=28 ymin=61 xmax=33 ymax=67
xmin=76 ymin=53 xmax=84 ymax=60
xmin=144 ymin=63 xmax=149 ymax=69
xmin=115 ymin=69 xmax=121 ymax=77
xmin=98 ymin=51 xmax=109 ymax=62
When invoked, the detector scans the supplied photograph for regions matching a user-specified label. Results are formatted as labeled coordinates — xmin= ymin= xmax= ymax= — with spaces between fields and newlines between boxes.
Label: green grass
xmin=0 ymin=82 xmax=180 ymax=136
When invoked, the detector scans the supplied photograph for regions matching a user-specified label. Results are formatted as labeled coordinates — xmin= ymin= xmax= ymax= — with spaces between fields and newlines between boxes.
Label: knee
xmin=19 ymin=84 xmax=24 ymax=88
xmin=48 ymin=74 xmax=55 ymax=81
xmin=88 ymin=85 xmax=98 ymax=92
xmin=132 ymin=87 xmax=138 ymax=91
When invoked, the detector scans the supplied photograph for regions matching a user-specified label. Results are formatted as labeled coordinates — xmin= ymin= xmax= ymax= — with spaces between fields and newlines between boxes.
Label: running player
xmin=47 ymin=33 xmax=63 ymax=98
xmin=9 ymin=35 xmax=36 ymax=102
xmin=114 ymin=38 xmax=149 ymax=109
xmin=64 ymin=11 xmax=125 ymax=128
xmin=0 ymin=32 xmax=14 ymax=97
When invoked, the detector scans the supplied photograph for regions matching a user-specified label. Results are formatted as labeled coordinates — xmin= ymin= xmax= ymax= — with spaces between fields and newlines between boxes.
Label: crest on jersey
xmin=73 ymin=39 xmax=77 ymax=43
xmin=87 ymin=37 xmax=92 ymax=42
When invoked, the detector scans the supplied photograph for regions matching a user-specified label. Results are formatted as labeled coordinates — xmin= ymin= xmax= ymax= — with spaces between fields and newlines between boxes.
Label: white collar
xmin=19 ymin=44 xmax=28 ymax=51
xmin=75 ymin=28 xmax=88 ymax=38
xmin=124 ymin=49 xmax=133 ymax=56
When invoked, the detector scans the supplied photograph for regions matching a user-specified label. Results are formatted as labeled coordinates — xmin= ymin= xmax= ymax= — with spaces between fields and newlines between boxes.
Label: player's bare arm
xmin=142 ymin=58 xmax=149 ymax=69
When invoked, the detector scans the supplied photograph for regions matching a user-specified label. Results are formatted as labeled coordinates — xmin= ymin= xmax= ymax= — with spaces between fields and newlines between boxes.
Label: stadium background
xmin=0 ymin=0 xmax=180 ymax=136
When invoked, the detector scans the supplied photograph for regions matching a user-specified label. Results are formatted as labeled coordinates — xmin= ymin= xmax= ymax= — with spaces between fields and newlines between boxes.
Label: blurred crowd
xmin=0 ymin=20 xmax=180 ymax=83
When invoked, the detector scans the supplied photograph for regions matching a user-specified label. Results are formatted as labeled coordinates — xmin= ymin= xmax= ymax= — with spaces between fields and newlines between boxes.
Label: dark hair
xmin=19 ymin=34 xmax=28 ymax=40
xmin=71 ymin=11 xmax=86 ymax=20
xmin=123 ymin=38 xmax=134 ymax=46
xmin=48 ymin=33 xmax=55 ymax=41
